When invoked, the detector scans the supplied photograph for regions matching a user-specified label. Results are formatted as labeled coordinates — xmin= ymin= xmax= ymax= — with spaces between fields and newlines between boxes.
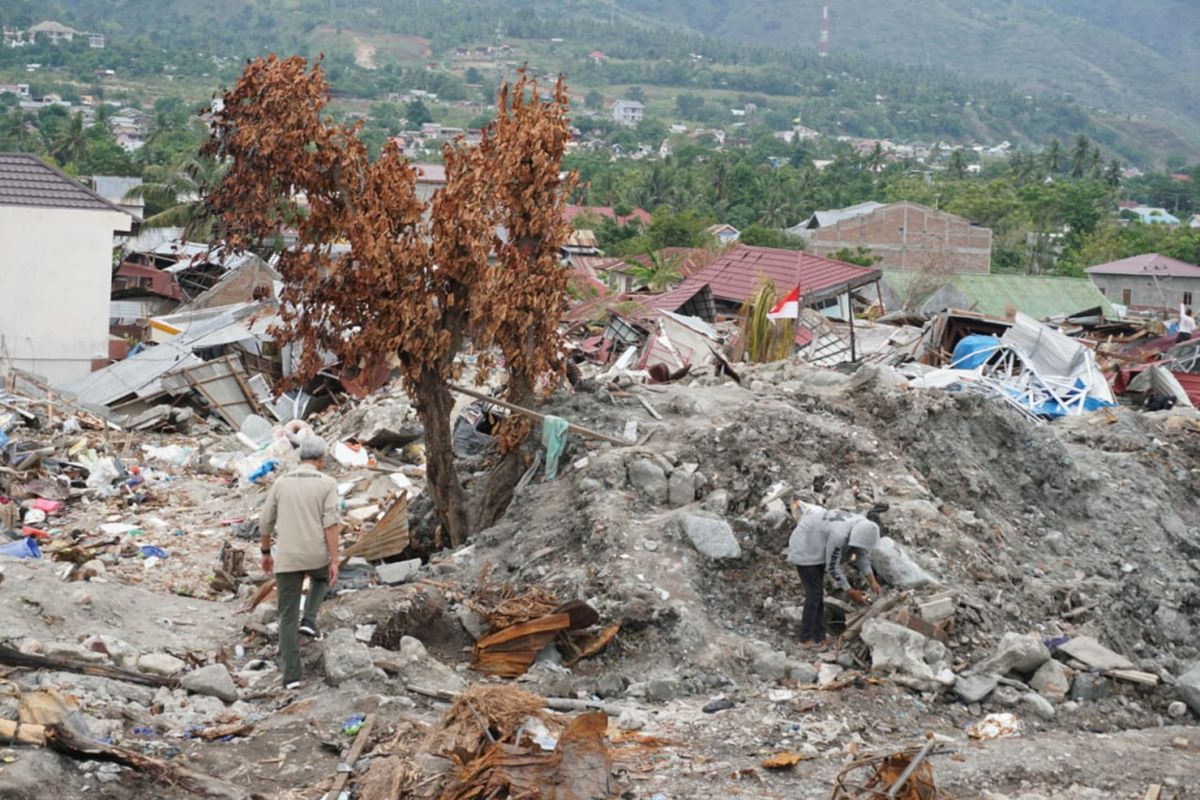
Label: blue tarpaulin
xmin=950 ymin=335 xmax=1001 ymax=370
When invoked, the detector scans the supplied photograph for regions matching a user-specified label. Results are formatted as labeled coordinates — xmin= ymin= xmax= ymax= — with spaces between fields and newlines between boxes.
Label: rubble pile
xmin=1 ymin=352 xmax=1198 ymax=798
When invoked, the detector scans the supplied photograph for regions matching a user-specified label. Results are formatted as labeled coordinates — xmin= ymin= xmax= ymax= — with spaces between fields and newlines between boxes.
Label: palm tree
xmin=947 ymin=149 xmax=968 ymax=179
xmin=1044 ymin=138 xmax=1063 ymax=175
xmin=49 ymin=113 xmax=88 ymax=166
xmin=624 ymin=250 xmax=684 ymax=292
xmin=866 ymin=141 xmax=886 ymax=173
xmin=1069 ymin=134 xmax=1091 ymax=179
xmin=0 ymin=110 xmax=37 ymax=151
xmin=124 ymin=155 xmax=227 ymax=235
xmin=1103 ymin=159 xmax=1123 ymax=188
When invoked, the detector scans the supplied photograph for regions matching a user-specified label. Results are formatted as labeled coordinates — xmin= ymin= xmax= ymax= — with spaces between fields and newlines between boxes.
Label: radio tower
xmin=819 ymin=0 xmax=830 ymax=58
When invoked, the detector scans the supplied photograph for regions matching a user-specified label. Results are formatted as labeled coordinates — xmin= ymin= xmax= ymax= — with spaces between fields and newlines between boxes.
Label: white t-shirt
xmin=1180 ymin=306 xmax=1196 ymax=334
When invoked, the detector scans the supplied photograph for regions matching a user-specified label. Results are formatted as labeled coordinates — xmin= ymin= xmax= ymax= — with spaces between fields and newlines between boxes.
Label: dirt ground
xmin=2 ymin=361 xmax=1198 ymax=799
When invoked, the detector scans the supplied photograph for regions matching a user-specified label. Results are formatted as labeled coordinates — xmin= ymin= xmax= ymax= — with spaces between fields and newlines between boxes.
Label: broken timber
xmin=451 ymin=385 xmax=629 ymax=446
xmin=0 ymin=644 xmax=180 ymax=689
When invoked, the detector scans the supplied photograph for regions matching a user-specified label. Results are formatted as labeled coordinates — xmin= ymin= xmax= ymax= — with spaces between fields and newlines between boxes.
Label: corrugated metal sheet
xmin=884 ymin=271 xmax=1116 ymax=319
xmin=172 ymin=355 xmax=258 ymax=429
xmin=58 ymin=340 xmax=202 ymax=405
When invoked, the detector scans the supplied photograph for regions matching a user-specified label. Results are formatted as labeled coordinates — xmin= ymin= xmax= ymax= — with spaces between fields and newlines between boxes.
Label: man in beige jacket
xmin=259 ymin=436 xmax=342 ymax=688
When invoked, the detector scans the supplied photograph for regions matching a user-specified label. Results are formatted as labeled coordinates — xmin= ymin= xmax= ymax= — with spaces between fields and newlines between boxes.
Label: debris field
xmin=1 ymin=347 xmax=1199 ymax=800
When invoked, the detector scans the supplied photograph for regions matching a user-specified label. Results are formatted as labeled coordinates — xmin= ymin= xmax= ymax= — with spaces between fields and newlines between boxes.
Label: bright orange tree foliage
xmin=203 ymin=55 xmax=575 ymax=546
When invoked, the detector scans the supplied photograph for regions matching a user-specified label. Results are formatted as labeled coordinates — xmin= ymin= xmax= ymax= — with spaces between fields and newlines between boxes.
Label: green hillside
xmin=1 ymin=0 xmax=1194 ymax=163
xmin=617 ymin=0 xmax=1200 ymax=150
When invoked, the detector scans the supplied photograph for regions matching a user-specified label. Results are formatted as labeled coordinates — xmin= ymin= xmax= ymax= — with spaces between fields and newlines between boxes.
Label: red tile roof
xmin=1085 ymin=253 xmax=1200 ymax=278
xmin=1172 ymin=372 xmax=1200 ymax=406
xmin=671 ymin=245 xmax=881 ymax=306
xmin=563 ymin=205 xmax=652 ymax=226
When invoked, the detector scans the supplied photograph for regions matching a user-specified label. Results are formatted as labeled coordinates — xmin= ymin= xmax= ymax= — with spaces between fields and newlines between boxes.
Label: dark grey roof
xmin=0 ymin=153 xmax=141 ymax=224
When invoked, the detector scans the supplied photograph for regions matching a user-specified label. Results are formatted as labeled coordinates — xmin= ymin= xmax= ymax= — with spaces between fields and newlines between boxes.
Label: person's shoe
xmin=285 ymin=680 xmax=302 ymax=690
xmin=299 ymin=620 xmax=321 ymax=640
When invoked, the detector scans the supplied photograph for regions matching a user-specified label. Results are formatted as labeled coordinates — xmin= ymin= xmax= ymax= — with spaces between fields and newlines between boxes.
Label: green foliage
xmin=739 ymin=280 xmax=795 ymax=364
xmin=405 ymin=99 xmax=433 ymax=127
xmin=584 ymin=90 xmax=604 ymax=111
xmin=739 ymin=224 xmax=804 ymax=250
xmin=623 ymin=250 xmax=683 ymax=291
xmin=830 ymin=246 xmax=882 ymax=268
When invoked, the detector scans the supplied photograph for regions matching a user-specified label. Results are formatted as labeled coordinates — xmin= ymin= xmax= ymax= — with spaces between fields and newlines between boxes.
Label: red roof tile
xmin=1086 ymin=253 xmax=1200 ymax=278
xmin=671 ymin=245 xmax=881 ymax=306
xmin=1172 ymin=372 xmax=1200 ymax=406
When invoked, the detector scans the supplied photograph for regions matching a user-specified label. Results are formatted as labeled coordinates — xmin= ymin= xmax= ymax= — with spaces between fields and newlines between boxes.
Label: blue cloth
xmin=541 ymin=416 xmax=570 ymax=479
xmin=950 ymin=335 xmax=1001 ymax=370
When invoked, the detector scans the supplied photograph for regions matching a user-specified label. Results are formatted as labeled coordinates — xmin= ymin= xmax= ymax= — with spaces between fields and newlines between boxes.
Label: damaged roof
xmin=671 ymin=245 xmax=881 ymax=307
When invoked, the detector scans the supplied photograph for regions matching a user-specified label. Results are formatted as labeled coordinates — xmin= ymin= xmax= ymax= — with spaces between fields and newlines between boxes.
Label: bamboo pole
xmin=450 ymin=385 xmax=629 ymax=446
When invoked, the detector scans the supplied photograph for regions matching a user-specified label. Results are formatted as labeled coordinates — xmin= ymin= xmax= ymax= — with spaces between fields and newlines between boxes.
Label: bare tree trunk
xmin=472 ymin=376 xmax=534 ymax=531
xmin=415 ymin=369 xmax=469 ymax=547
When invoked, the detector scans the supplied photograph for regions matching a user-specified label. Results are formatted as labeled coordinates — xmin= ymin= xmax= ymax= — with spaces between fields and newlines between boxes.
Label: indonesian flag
xmin=767 ymin=286 xmax=801 ymax=320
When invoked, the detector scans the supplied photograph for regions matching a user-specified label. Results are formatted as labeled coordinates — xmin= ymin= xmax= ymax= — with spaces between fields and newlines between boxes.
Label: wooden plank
xmin=1106 ymin=669 xmax=1159 ymax=686
xmin=634 ymin=394 xmax=663 ymax=420
xmin=328 ymin=713 xmax=376 ymax=800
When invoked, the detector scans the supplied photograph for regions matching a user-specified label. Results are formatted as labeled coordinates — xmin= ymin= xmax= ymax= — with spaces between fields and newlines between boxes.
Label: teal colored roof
xmin=884 ymin=271 xmax=1116 ymax=320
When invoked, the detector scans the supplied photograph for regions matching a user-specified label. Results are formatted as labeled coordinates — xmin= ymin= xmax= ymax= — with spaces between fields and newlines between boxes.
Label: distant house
xmin=706 ymin=223 xmax=740 ymax=245
xmin=1189 ymin=214 xmax=1200 ymax=229
xmin=29 ymin=20 xmax=76 ymax=44
xmin=1122 ymin=205 xmax=1180 ymax=226
xmin=611 ymin=100 xmax=644 ymax=127
xmin=588 ymin=50 xmax=608 ymax=64
xmin=90 ymin=175 xmax=144 ymax=218
xmin=0 ymin=153 xmax=139 ymax=383
xmin=792 ymin=200 xmax=993 ymax=275
xmin=410 ymin=163 xmax=446 ymax=202
xmin=1086 ymin=253 xmax=1200 ymax=313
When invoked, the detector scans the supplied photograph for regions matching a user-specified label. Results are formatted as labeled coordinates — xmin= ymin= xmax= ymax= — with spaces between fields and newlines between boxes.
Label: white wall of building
xmin=0 ymin=205 xmax=130 ymax=385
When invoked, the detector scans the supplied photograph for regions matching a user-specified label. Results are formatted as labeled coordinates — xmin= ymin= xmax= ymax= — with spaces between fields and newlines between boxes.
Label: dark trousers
xmin=276 ymin=565 xmax=329 ymax=684
xmin=797 ymin=564 xmax=826 ymax=642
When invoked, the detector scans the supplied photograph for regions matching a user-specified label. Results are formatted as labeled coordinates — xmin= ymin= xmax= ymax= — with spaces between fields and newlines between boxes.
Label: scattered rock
xmin=646 ymin=679 xmax=678 ymax=703
xmin=679 ymin=512 xmax=741 ymax=560
xmin=595 ymin=673 xmax=627 ymax=699
xmin=955 ymin=673 xmax=998 ymax=704
xmin=668 ymin=468 xmax=697 ymax=507
xmin=991 ymin=685 xmax=1021 ymax=707
xmin=1167 ymin=700 xmax=1189 ymax=719
xmin=860 ymin=619 xmax=953 ymax=691
xmin=376 ymin=558 xmax=422 ymax=585
xmin=137 ymin=652 xmax=186 ymax=677
xmin=1021 ymin=692 xmax=1056 ymax=720
xmin=748 ymin=642 xmax=788 ymax=682
xmin=1029 ymin=659 xmax=1071 ymax=702
xmin=817 ymin=663 xmax=844 ymax=687
xmin=1177 ymin=663 xmax=1200 ymax=715
xmin=617 ymin=708 xmax=648 ymax=731
xmin=702 ymin=696 xmax=736 ymax=713
xmin=628 ymin=459 xmax=668 ymax=504
xmin=976 ymin=632 xmax=1051 ymax=677
xmin=1070 ymin=673 xmax=1113 ymax=703
xmin=787 ymin=661 xmax=818 ymax=684
xmin=870 ymin=537 xmax=935 ymax=588
xmin=181 ymin=663 xmax=239 ymax=703
xmin=322 ymin=628 xmax=375 ymax=685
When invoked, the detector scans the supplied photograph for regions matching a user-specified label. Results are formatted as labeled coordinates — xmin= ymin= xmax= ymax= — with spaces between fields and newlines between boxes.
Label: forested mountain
xmin=1 ymin=0 xmax=1194 ymax=163
xmin=618 ymin=0 xmax=1200 ymax=141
